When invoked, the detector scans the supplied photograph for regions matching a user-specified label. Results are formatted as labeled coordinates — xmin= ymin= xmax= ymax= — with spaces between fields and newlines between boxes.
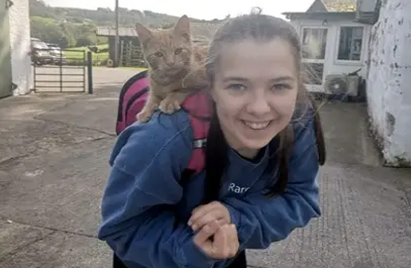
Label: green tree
xmin=76 ymin=35 xmax=94 ymax=47
xmin=30 ymin=16 xmax=65 ymax=45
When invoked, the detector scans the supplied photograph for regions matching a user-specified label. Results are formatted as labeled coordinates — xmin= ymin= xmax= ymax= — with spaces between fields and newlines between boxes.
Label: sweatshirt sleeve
xmin=223 ymin=115 xmax=321 ymax=250
xmin=98 ymin=112 xmax=215 ymax=268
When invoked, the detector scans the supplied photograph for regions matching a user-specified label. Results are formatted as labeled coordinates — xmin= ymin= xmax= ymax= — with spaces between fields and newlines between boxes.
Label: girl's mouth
xmin=242 ymin=120 xmax=272 ymax=130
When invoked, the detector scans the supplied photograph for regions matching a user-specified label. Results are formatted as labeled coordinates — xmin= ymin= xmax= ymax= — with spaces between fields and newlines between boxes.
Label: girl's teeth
xmin=244 ymin=121 xmax=270 ymax=130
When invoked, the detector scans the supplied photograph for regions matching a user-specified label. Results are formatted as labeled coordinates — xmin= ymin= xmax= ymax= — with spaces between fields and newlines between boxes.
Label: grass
xmin=64 ymin=44 xmax=109 ymax=65
xmin=63 ymin=44 xmax=147 ymax=69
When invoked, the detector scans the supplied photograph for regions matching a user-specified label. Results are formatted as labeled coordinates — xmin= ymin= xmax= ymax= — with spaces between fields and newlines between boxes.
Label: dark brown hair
xmin=203 ymin=11 xmax=326 ymax=202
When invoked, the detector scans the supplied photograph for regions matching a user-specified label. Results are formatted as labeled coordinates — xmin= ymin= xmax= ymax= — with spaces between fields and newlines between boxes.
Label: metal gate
xmin=33 ymin=48 xmax=93 ymax=94
xmin=0 ymin=2 xmax=12 ymax=98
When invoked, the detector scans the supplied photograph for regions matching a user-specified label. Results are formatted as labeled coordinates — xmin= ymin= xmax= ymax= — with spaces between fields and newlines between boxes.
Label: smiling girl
xmin=98 ymin=10 xmax=325 ymax=268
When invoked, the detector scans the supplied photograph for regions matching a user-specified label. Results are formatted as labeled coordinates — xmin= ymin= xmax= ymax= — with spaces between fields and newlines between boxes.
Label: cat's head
xmin=136 ymin=15 xmax=193 ymax=81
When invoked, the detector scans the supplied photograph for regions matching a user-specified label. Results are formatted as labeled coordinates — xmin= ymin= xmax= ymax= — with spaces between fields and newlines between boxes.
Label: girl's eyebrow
xmin=223 ymin=76 xmax=295 ymax=83
xmin=270 ymin=76 xmax=295 ymax=83
xmin=222 ymin=77 xmax=248 ymax=83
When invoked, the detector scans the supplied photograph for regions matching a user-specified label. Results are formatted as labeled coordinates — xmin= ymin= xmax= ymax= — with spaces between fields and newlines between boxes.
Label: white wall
xmin=358 ymin=0 xmax=378 ymax=12
xmin=367 ymin=0 xmax=411 ymax=166
xmin=290 ymin=19 xmax=372 ymax=92
xmin=8 ymin=0 xmax=32 ymax=95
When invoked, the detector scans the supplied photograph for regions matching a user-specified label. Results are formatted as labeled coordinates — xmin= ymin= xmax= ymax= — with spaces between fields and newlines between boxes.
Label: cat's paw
xmin=136 ymin=110 xmax=152 ymax=123
xmin=159 ymin=98 xmax=181 ymax=114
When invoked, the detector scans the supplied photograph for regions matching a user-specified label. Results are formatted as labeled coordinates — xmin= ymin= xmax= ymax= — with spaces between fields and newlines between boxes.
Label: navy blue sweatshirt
xmin=98 ymin=109 xmax=321 ymax=268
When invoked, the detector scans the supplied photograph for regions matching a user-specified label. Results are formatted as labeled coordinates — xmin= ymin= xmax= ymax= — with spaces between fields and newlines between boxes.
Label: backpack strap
xmin=116 ymin=70 xmax=149 ymax=135
xmin=117 ymin=71 xmax=148 ymax=123
xmin=181 ymin=92 xmax=212 ymax=175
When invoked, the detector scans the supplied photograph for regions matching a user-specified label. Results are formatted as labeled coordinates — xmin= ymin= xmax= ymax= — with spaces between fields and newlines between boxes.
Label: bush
xmin=76 ymin=35 xmax=94 ymax=47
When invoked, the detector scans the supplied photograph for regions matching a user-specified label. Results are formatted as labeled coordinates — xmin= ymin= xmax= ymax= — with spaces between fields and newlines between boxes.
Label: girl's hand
xmin=188 ymin=201 xmax=231 ymax=232
xmin=193 ymin=220 xmax=239 ymax=260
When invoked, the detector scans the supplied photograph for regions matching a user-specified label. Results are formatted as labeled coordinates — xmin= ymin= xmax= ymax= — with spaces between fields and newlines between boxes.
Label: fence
xmin=32 ymin=49 xmax=93 ymax=94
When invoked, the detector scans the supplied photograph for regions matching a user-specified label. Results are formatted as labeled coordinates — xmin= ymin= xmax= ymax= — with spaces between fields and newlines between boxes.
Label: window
xmin=301 ymin=28 xmax=328 ymax=85
xmin=337 ymin=27 xmax=364 ymax=61
xmin=303 ymin=63 xmax=324 ymax=85
xmin=302 ymin=28 xmax=328 ymax=60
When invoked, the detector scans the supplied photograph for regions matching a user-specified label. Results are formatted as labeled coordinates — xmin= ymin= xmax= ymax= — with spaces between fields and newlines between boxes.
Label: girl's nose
xmin=245 ymin=90 xmax=271 ymax=115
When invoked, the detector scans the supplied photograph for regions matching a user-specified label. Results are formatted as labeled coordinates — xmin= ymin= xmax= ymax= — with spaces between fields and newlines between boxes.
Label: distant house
xmin=283 ymin=0 xmax=380 ymax=95
xmin=0 ymin=0 xmax=32 ymax=98
xmin=96 ymin=21 xmax=220 ymax=67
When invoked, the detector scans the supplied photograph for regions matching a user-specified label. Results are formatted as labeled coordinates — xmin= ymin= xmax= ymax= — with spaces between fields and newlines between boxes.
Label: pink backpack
xmin=116 ymin=70 xmax=211 ymax=174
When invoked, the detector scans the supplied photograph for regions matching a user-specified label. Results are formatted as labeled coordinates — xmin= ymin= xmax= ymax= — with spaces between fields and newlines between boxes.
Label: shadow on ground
xmin=0 ymin=68 xmax=410 ymax=268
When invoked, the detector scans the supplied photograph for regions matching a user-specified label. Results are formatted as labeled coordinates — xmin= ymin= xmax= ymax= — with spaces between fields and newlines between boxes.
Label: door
xmin=0 ymin=1 xmax=12 ymax=98
xmin=301 ymin=27 xmax=328 ymax=92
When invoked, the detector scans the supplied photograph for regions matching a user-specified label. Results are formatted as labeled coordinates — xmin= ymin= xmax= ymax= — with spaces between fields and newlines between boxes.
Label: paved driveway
xmin=0 ymin=68 xmax=410 ymax=268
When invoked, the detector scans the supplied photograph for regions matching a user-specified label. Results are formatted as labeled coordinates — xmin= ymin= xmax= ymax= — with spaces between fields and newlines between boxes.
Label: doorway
xmin=301 ymin=27 xmax=328 ymax=92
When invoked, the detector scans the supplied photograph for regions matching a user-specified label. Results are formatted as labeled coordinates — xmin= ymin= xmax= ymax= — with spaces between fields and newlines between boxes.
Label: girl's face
xmin=211 ymin=38 xmax=299 ymax=158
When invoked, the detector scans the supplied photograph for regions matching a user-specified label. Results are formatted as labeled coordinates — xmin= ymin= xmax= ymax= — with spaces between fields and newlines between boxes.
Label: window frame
xmin=335 ymin=25 xmax=366 ymax=65
xmin=300 ymin=26 xmax=329 ymax=86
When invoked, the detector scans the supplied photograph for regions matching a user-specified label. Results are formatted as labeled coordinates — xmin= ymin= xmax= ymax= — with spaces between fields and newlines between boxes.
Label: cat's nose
xmin=166 ymin=61 xmax=175 ymax=66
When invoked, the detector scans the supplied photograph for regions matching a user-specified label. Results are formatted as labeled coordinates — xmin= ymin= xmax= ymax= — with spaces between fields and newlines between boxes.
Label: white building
xmin=283 ymin=0 xmax=378 ymax=95
xmin=0 ymin=0 xmax=32 ymax=98
xmin=286 ymin=0 xmax=411 ymax=167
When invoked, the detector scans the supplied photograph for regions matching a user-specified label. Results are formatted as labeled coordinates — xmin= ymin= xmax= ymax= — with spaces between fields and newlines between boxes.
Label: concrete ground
xmin=0 ymin=67 xmax=410 ymax=268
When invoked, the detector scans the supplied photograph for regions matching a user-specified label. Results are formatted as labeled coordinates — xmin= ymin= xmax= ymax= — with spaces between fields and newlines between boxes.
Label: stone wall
xmin=367 ymin=0 xmax=411 ymax=166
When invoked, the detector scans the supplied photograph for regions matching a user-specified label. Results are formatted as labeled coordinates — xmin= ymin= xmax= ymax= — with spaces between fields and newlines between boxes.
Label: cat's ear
xmin=136 ymin=23 xmax=153 ymax=47
xmin=173 ymin=15 xmax=191 ymax=43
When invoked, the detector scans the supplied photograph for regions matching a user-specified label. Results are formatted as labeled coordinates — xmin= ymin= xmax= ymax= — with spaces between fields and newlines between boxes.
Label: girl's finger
xmin=188 ymin=204 xmax=213 ymax=226
xmin=213 ymin=224 xmax=229 ymax=259
xmin=228 ymin=224 xmax=239 ymax=257
xmin=193 ymin=220 xmax=219 ymax=246
xmin=191 ymin=210 xmax=227 ymax=232
xmin=189 ymin=202 xmax=221 ymax=225
xmin=190 ymin=204 xmax=204 ymax=217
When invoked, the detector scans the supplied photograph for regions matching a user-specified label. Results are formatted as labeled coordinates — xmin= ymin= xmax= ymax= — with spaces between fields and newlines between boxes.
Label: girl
xmin=98 ymin=11 xmax=325 ymax=268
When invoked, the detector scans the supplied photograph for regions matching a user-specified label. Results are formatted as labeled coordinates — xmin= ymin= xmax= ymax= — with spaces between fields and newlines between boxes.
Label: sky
xmin=44 ymin=0 xmax=314 ymax=20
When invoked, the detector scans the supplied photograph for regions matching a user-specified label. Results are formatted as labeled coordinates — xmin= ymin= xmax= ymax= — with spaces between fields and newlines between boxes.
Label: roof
xmin=283 ymin=0 xmax=358 ymax=20
xmin=296 ymin=0 xmax=357 ymax=14
xmin=322 ymin=0 xmax=357 ymax=12
xmin=284 ymin=0 xmax=378 ymax=24
xmin=306 ymin=0 xmax=329 ymax=12
xmin=96 ymin=27 xmax=138 ymax=37
xmin=283 ymin=11 xmax=357 ymax=21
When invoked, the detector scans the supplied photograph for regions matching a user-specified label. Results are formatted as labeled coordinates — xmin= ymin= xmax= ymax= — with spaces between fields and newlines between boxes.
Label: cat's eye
xmin=154 ymin=52 xmax=163 ymax=57
xmin=174 ymin=48 xmax=183 ymax=55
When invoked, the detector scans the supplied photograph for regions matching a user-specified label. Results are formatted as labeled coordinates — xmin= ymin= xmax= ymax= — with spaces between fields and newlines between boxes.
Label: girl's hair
xmin=203 ymin=10 xmax=326 ymax=202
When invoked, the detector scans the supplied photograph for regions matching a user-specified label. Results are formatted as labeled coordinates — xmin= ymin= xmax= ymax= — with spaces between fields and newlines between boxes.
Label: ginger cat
xmin=135 ymin=15 xmax=208 ymax=122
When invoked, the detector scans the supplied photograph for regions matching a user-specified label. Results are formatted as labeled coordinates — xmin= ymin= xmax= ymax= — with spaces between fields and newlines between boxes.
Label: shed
xmin=96 ymin=21 xmax=221 ymax=67
xmin=283 ymin=0 xmax=380 ymax=94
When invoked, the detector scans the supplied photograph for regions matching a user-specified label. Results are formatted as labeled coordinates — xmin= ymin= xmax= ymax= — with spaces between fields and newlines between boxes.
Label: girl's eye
xmin=174 ymin=48 xmax=183 ymax=55
xmin=154 ymin=52 xmax=163 ymax=57
xmin=226 ymin=84 xmax=246 ymax=91
xmin=272 ymin=84 xmax=291 ymax=91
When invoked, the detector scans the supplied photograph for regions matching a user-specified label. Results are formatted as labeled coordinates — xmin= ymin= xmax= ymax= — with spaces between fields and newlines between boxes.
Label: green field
xmin=64 ymin=44 xmax=109 ymax=65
